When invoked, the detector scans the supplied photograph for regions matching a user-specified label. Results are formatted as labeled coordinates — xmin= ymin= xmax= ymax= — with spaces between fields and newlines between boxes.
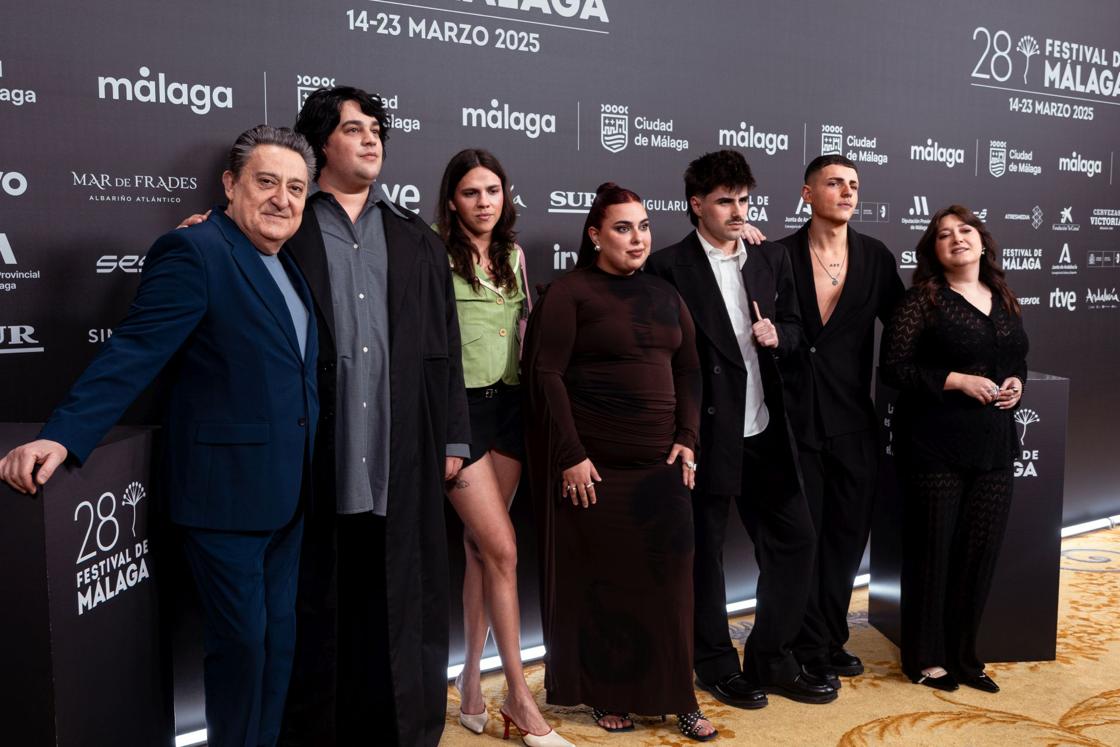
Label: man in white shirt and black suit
xmin=645 ymin=149 xmax=835 ymax=708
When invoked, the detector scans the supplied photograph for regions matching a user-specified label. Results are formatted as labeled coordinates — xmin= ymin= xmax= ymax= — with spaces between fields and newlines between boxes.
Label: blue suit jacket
xmin=40 ymin=209 xmax=318 ymax=531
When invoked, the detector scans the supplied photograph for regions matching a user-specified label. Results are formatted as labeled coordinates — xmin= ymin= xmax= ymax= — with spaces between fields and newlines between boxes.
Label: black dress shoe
xmin=695 ymin=673 xmax=769 ymax=710
xmin=802 ymin=664 xmax=841 ymax=691
xmin=959 ymin=672 xmax=1000 ymax=693
xmin=761 ymin=673 xmax=838 ymax=704
xmin=912 ymin=671 xmax=959 ymax=691
xmin=828 ymin=648 xmax=864 ymax=677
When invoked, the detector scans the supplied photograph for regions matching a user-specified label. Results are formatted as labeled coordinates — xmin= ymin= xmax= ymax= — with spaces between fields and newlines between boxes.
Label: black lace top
xmin=880 ymin=285 xmax=1029 ymax=472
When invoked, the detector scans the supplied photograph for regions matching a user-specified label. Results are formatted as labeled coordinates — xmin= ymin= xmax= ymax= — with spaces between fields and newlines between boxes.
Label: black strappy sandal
xmin=590 ymin=707 xmax=635 ymax=733
xmin=677 ymin=709 xmax=718 ymax=742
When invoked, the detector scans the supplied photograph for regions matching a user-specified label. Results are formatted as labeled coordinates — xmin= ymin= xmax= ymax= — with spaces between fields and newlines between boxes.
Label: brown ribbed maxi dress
xmin=524 ymin=265 xmax=701 ymax=715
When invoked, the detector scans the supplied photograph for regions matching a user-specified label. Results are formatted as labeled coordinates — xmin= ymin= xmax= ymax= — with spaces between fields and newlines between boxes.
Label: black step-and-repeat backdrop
xmin=3 ymin=0 xmax=1120 ymax=712
xmin=4 ymin=0 xmax=1116 ymax=520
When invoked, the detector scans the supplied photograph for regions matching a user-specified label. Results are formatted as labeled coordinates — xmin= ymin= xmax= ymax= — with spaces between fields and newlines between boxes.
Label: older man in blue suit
xmin=0 ymin=125 xmax=319 ymax=747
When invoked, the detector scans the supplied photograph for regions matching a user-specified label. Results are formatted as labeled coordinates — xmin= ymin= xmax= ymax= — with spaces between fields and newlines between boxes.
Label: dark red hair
xmin=575 ymin=182 xmax=643 ymax=268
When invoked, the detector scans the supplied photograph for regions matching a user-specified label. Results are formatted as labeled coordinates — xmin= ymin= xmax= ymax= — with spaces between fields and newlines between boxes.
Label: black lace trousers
xmin=900 ymin=467 xmax=1014 ymax=680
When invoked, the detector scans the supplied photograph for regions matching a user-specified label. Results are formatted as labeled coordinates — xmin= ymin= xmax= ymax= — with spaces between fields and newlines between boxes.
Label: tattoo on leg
xmin=454 ymin=478 xmax=470 ymax=490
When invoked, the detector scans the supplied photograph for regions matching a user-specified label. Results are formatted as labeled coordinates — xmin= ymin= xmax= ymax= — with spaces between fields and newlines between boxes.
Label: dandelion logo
xmin=1017 ymin=36 xmax=1039 ymax=84
xmin=1014 ymin=408 xmax=1040 ymax=446
xmin=121 ymin=481 xmax=146 ymax=537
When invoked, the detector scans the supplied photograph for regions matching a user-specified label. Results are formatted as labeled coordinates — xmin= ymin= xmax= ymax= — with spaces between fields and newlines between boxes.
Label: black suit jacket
xmin=776 ymin=222 xmax=904 ymax=449
xmin=645 ymin=232 xmax=802 ymax=497
xmin=284 ymin=193 xmax=469 ymax=747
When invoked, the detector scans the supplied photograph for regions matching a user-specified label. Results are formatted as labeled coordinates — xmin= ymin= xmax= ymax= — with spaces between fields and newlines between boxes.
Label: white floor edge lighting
xmin=1060 ymin=514 xmax=1119 ymax=538
xmin=175 ymin=729 xmax=208 ymax=747
xmin=174 ymin=516 xmax=1118 ymax=745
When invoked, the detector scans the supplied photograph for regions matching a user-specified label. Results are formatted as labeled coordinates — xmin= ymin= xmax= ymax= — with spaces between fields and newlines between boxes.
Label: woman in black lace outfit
xmin=880 ymin=204 xmax=1028 ymax=694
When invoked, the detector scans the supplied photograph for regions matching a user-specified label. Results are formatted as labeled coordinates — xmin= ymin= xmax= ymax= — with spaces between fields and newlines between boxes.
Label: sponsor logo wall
xmin=96 ymin=66 xmax=234 ymax=116
xmin=1 ymin=0 xmax=1118 ymax=734
xmin=1 ymin=0 xmax=1116 ymax=502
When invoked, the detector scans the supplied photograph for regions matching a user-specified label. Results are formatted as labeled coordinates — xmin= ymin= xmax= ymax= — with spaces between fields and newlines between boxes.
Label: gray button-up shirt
xmin=314 ymin=188 xmax=469 ymax=515
xmin=315 ymin=189 xmax=393 ymax=515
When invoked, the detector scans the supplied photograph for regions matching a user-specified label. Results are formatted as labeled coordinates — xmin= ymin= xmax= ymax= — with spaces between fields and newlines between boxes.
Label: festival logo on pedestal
xmin=74 ymin=480 xmax=153 ymax=616
xmin=1014 ymin=408 xmax=1040 ymax=478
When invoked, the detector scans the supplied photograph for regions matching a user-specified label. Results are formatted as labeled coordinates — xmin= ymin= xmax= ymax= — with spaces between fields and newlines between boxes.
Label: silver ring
xmin=684 ymin=461 xmax=697 ymax=471
xmin=584 ymin=482 xmax=594 ymax=489
xmin=564 ymin=484 xmax=574 ymax=492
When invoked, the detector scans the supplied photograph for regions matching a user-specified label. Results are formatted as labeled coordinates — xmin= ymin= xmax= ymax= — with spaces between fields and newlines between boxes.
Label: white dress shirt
xmin=697 ymin=230 xmax=770 ymax=437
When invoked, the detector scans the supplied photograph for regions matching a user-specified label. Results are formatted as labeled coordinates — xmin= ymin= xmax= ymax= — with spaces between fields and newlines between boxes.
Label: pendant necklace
xmin=809 ymin=238 xmax=847 ymax=286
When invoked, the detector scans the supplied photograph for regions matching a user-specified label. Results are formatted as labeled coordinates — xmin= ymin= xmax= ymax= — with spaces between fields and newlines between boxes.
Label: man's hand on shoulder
xmin=176 ymin=210 xmax=211 ymax=229
xmin=0 ymin=439 xmax=68 ymax=494
xmin=740 ymin=222 xmax=767 ymax=246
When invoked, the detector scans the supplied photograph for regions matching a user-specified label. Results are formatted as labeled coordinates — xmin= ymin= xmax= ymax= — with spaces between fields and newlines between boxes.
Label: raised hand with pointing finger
xmin=751 ymin=299 xmax=779 ymax=348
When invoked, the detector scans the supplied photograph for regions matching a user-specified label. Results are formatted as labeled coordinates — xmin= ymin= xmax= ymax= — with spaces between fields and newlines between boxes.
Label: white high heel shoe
xmin=458 ymin=708 xmax=490 ymax=734
xmin=500 ymin=708 xmax=575 ymax=747
xmin=455 ymin=673 xmax=490 ymax=734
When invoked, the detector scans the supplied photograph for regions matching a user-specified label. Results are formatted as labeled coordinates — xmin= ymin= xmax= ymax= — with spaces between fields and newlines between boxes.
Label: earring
xmin=594 ymin=244 xmax=601 ymax=252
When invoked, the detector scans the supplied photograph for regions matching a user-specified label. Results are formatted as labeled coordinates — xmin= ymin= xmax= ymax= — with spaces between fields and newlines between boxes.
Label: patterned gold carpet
xmin=441 ymin=526 xmax=1120 ymax=746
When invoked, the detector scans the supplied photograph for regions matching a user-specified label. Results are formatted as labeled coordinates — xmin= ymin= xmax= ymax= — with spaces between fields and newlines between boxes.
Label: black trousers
xmin=693 ymin=421 xmax=816 ymax=685
xmin=279 ymin=511 xmax=397 ymax=747
xmin=900 ymin=467 xmax=1014 ymax=680
xmin=793 ymin=430 xmax=879 ymax=665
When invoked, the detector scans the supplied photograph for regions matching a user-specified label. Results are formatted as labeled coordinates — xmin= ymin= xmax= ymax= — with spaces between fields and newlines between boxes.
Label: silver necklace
xmin=809 ymin=238 xmax=847 ymax=286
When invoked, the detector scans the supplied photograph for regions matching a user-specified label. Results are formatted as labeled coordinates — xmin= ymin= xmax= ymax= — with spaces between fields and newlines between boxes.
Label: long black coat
xmin=282 ymin=197 xmax=469 ymax=747
xmin=645 ymin=232 xmax=802 ymax=497
xmin=776 ymin=222 xmax=904 ymax=449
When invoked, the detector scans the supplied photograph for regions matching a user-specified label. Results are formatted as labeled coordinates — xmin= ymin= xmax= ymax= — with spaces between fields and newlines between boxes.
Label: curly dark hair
xmin=913 ymin=204 xmax=1020 ymax=317
xmin=294 ymin=86 xmax=389 ymax=177
xmin=683 ymin=150 xmax=756 ymax=226
xmin=436 ymin=149 xmax=518 ymax=292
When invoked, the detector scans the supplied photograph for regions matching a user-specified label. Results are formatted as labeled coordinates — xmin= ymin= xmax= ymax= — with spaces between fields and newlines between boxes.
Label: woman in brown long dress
xmin=523 ymin=183 xmax=716 ymax=741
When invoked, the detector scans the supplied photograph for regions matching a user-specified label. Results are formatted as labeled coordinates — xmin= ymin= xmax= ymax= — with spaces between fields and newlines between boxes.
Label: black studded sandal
xmin=591 ymin=707 xmax=635 ymax=733
xmin=677 ymin=709 xmax=718 ymax=742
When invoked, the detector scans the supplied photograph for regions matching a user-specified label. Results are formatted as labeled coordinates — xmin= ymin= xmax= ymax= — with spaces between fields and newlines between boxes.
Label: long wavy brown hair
xmin=913 ymin=204 xmax=1020 ymax=317
xmin=437 ymin=149 xmax=518 ymax=292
